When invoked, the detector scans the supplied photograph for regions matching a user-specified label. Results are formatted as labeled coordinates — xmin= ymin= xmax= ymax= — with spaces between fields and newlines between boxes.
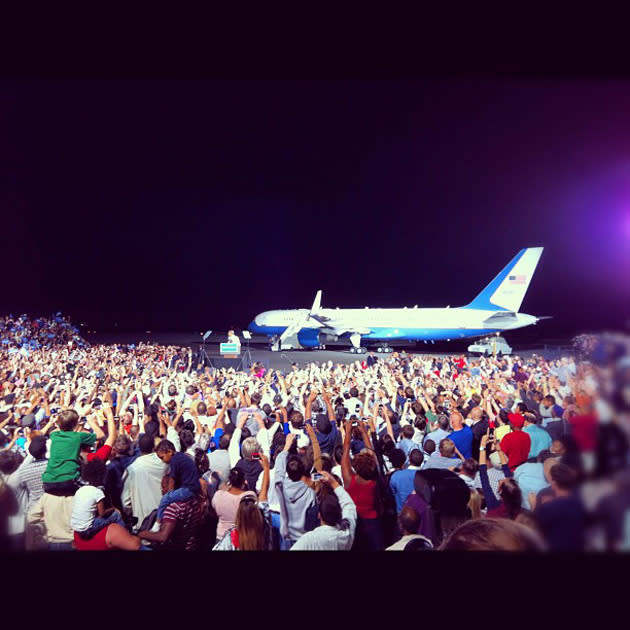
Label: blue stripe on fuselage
xmin=248 ymin=322 xmax=499 ymax=341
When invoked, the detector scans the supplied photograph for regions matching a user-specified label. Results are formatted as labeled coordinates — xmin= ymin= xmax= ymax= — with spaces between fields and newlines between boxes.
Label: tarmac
xmin=90 ymin=331 xmax=574 ymax=371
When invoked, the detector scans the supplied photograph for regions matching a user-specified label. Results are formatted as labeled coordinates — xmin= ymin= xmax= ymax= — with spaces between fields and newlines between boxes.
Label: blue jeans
xmin=270 ymin=511 xmax=282 ymax=551
xmin=157 ymin=487 xmax=196 ymax=520
xmin=78 ymin=510 xmax=125 ymax=540
xmin=49 ymin=542 xmax=74 ymax=551
xmin=271 ymin=513 xmax=296 ymax=550
xmin=352 ymin=517 xmax=384 ymax=551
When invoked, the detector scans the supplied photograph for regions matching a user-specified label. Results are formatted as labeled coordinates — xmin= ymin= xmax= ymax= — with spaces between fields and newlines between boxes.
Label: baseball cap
xmin=508 ymin=413 xmax=525 ymax=429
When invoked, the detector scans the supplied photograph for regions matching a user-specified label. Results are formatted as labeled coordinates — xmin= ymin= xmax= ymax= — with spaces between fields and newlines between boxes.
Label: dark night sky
xmin=1 ymin=80 xmax=628 ymax=338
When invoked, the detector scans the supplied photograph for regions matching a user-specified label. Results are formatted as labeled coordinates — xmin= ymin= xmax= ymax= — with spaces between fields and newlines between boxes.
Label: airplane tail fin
xmin=311 ymin=290 xmax=322 ymax=313
xmin=463 ymin=247 xmax=544 ymax=312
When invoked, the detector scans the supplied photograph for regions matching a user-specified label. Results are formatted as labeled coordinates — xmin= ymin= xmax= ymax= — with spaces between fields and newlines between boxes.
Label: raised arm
xmin=382 ymin=408 xmax=395 ymax=441
xmin=86 ymin=413 xmax=106 ymax=441
xmin=228 ymin=412 xmax=248 ymax=467
xmin=304 ymin=422 xmax=322 ymax=472
xmin=258 ymin=453 xmax=270 ymax=502
xmin=305 ymin=388 xmax=317 ymax=422
xmin=478 ymin=430 xmax=500 ymax=510
xmin=254 ymin=412 xmax=270 ymax=457
xmin=341 ymin=419 xmax=353 ymax=488
xmin=103 ymin=404 xmax=118 ymax=449
xmin=494 ymin=438 xmax=511 ymax=478
xmin=321 ymin=388 xmax=335 ymax=423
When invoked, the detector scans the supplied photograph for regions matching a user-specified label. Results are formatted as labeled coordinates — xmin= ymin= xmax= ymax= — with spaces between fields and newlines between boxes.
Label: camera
xmin=312 ymin=472 xmax=323 ymax=481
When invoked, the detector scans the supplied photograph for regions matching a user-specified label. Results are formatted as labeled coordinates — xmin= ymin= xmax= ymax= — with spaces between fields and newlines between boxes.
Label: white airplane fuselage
xmin=247 ymin=247 xmax=545 ymax=349
xmin=249 ymin=307 xmax=537 ymax=342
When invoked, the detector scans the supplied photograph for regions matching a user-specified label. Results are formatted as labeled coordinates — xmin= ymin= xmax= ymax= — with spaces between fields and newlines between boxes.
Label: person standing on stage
xmin=227 ymin=330 xmax=241 ymax=352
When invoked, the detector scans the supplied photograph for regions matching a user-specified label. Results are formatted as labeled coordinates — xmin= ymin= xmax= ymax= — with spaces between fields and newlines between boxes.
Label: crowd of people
xmin=0 ymin=313 xmax=87 ymax=353
xmin=0 ymin=314 xmax=628 ymax=552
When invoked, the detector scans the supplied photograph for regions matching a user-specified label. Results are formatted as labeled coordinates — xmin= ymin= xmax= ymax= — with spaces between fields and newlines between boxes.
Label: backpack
xmin=304 ymin=496 xmax=319 ymax=532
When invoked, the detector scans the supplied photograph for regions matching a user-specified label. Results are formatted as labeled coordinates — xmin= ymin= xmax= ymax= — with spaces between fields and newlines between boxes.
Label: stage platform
xmin=90 ymin=331 xmax=573 ymax=371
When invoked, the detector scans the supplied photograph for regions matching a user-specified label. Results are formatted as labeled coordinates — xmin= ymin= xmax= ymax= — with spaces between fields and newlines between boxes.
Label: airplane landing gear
xmin=376 ymin=345 xmax=393 ymax=353
xmin=349 ymin=333 xmax=365 ymax=354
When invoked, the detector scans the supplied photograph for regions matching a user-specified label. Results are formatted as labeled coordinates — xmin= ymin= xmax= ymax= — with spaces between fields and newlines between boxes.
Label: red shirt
xmin=347 ymin=474 xmax=378 ymax=519
xmin=73 ymin=525 xmax=110 ymax=551
xmin=568 ymin=414 xmax=598 ymax=452
xmin=500 ymin=430 xmax=531 ymax=471
xmin=86 ymin=444 xmax=112 ymax=463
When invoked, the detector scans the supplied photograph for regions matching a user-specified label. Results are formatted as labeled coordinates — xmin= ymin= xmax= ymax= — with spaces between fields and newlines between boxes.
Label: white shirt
xmin=290 ymin=486 xmax=357 ymax=551
xmin=70 ymin=485 xmax=104 ymax=532
xmin=256 ymin=467 xmax=279 ymax=512
xmin=343 ymin=397 xmax=362 ymax=417
xmin=197 ymin=414 xmax=217 ymax=432
xmin=121 ymin=453 xmax=169 ymax=527
xmin=227 ymin=334 xmax=241 ymax=349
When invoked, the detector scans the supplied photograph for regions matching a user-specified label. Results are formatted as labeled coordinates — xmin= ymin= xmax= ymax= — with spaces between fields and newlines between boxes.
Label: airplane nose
xmin=249 ymin=313 xmax=265 ymax=332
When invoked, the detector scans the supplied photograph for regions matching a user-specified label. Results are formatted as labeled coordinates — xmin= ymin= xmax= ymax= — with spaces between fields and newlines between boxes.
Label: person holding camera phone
xmin=290 ymin=470 xmax=357 ymax=551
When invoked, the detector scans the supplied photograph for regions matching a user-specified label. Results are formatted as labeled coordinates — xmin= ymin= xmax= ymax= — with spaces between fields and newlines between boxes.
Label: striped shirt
xmin=473 ymin=466 xmax=506 ymax=502
xmin=162 ymin=497 xmax=203 ymax=551
xmin=17 ymin=458 xmax=48 ymax=512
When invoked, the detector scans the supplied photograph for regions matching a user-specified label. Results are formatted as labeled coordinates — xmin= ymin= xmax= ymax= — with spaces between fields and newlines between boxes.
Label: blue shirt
xmin=389 ymin=469 xmax=418 ymax=513
xmin=169 ymin=452 xmax=201 ymax=494
xmin=449 ymin=425 xmax=474 ymax=459
xmin=523 ymin=424 xmax=552 ymax=459
xmin=397 ymin=438 xmax=417 ymax=460
xmin=513 ymin=463 xmax=549 ymax=509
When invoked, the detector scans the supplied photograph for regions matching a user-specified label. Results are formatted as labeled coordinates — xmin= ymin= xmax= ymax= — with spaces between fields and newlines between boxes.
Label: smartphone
xmin=312 ymin=472 xmax=323 ymax=481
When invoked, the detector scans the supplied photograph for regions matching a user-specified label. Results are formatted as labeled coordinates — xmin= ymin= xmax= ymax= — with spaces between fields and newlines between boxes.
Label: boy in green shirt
xmin=42 ymin=410 xmax=96 ymax=496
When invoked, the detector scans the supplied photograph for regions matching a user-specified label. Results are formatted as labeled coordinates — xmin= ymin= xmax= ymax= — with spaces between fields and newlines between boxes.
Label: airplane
xmin=247 ymin=247 xmax=548 ymax=353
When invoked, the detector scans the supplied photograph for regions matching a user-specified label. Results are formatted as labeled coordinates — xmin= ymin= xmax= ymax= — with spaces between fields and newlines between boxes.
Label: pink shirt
xmin=211 ymin=489 xmax=257 ymax=540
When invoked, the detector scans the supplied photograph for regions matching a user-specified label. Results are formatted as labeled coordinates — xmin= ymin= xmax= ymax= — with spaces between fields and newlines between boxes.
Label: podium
xmin=213 ymin=342 xmax=243 ymax=370
xmin=219 ymin=342 xmax=240 ymax=358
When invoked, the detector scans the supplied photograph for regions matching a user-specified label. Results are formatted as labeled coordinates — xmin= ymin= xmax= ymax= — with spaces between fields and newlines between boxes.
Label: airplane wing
xmin=309 ymin=313 xmax=371 ymax=336
xmin=279 ymin=290 xmax=371 ymax=343
xmin=279 ymin=317 xmax=309 ymax=343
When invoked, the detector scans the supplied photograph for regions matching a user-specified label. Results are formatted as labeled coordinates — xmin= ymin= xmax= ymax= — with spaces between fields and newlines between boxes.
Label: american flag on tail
xmin=508 ymin=275 xmax=526 ymax=284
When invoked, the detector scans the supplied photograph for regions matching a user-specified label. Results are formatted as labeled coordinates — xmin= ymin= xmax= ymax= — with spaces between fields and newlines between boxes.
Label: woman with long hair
xmin=211 ymin=465 xmax=257 ymax=543
xmin=213 ymin=453 xmax=271 ymax=551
